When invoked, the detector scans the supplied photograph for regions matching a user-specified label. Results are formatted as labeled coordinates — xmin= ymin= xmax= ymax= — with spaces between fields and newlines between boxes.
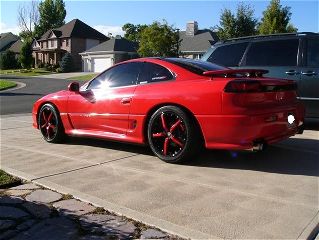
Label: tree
xmin=60 ymin=53 xmax=73 ymax=72
xmin=138 ymin=21 xmax=180 ymax=57
xmin=122 ymin=23 xmax=147 ymax=42
xmin=216 ymin=3 xmax=257 ymax=40
xmin=19 ymin=40 xmax=33 ymax=69
xmin=34 ymin=0 xmax=66 ymax=38
xmin=17 ymin=0 xmax=39 ymax=40
xmin=258 ymin=0 xmax=297 ymax=34
xmin=0 ymin=51 xmax=19 ymax=70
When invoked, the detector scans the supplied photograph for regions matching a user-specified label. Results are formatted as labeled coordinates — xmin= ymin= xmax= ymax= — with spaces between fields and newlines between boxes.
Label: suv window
xmin=206 ymin=42 xmax=248 ymax=67
xmin=139 ymin=62 xmax=174 ymax=83
xmin=245 ymin=39 xmax=299 ymax=66
xmin=307 ymin=39 xmax=319 ymax=67
xmin=88 ymin=62 xmax=142 ymax=89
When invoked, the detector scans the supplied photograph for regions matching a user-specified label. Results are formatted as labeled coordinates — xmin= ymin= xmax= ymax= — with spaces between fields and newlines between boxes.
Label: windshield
xmin=164 ymin=58 xmax=226 ymax=75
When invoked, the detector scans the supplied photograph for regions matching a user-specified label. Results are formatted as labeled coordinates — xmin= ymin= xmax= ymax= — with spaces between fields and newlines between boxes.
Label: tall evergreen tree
xmin=34 ymin=0 xmax=66 ymax=38
xmin=217 ymin=3 xmax=257 ymax=40
xmin=258 ymin=0 xmax=297 ymax=34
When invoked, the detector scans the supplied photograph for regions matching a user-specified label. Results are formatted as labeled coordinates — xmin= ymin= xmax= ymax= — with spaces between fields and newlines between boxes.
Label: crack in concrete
xmin=1 ymin=144 xmax=140 ymax=181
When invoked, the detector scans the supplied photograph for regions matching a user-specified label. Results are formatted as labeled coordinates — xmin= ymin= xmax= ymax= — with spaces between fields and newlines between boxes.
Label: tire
xmin=147 ymin=105 xmax=200 ymax=163
xmin=38 ymin=103 xmax=66 ymax=143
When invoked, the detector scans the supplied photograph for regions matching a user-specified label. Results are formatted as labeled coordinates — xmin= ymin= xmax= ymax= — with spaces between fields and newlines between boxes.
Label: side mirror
xmin=68 ymin=82 xmax=79 ymax=92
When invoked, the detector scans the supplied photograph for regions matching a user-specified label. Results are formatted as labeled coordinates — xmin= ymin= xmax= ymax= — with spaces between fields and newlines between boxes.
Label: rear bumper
xmin=197 ymin=105 xmax=304 ymax=150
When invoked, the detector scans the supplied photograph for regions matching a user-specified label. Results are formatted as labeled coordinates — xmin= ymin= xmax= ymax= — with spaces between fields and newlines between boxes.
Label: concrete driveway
xmin=1 ymin=113 xmax=318 ymax=239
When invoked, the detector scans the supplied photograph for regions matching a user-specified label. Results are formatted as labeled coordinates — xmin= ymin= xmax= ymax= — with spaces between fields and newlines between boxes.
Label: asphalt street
xmin=0 ymin=76 xmax=78 ymax=115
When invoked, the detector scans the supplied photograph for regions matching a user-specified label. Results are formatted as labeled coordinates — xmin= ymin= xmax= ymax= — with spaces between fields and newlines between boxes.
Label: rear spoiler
xmin=203 ymin=69 xmax=269 ymax=77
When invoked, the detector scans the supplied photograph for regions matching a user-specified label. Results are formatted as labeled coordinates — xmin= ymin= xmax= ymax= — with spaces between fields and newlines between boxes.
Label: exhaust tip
xmin=250 ymin=141 xmax=266 ymax=152
xmin=252 ymin=143 xmax=264 ymax=151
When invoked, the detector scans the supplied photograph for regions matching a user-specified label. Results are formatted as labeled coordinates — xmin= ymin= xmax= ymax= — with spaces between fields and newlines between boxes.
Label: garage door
xmin=93 ymin=58 xmax=112 ymax=72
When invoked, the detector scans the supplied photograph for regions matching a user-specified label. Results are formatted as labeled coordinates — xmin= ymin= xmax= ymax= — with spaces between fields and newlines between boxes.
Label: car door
xmin=241 ymin=38 xmax=302 ymax=82
xmin=67 ymin=62 xmax=142 ymax=134
xmin=298 ymin=37 xmax=319 ymax=118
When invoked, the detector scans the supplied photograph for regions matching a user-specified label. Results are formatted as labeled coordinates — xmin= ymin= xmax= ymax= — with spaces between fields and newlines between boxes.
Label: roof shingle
xmin=39 ymin=19 xmax=108 ymax=41
xmin=83 ymin=38 xmax=138 ymax=53
xmin=179 ymin=29 xmax=218 ymax=53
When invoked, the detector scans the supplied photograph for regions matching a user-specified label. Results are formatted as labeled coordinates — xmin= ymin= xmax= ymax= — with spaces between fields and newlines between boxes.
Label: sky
xmin=0 ymin=0 xmax=318 ymax=36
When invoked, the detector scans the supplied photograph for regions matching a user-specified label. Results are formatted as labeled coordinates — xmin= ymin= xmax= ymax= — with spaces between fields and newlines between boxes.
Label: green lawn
xmin=0 ymin=79 xmax=17 ymax=90
xmin=67 ymin=73 xmax=97 ymax=81
xmin=0 ymin=68 xmax=55 ymax=77
xmin=0 ymin=170 xmax=21 ymax=188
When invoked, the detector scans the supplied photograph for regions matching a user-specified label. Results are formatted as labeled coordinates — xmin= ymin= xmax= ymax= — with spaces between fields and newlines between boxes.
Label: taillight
xmin=224 ymin=80 xmax=262 ymax=93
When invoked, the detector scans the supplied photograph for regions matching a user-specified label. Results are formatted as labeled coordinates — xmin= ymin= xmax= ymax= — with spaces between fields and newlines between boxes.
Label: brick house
xmin=32 ymin=19 xmax=108 ymax=70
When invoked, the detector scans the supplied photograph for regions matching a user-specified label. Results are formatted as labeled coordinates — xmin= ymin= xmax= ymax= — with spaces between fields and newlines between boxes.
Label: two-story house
xmin=32 ymin=19 xmax=108 ymax=70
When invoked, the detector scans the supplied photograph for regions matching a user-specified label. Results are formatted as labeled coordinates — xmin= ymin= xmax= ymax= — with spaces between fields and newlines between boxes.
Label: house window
xmin=66 ymin=39 xmax=69 ymax=47
xmin=50 ymin=40 xmax=54 ymax=47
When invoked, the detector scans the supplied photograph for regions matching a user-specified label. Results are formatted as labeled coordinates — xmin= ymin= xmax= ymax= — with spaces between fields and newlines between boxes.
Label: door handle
xmin=121 ymin=97 xmax=132 ymax=104
xmin=285 ymin=70 xmax=300 ymax=75
xmin=301 ymin=71 xmax=317 ymax=76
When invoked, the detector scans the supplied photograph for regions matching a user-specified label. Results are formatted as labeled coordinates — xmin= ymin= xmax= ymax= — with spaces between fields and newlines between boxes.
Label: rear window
xmin=206 ymin=42 xmax=248 ymax=67
xmin=165 ymin=58 xmax=226 ymax=75
xmin=245 ymin=39 xmax=299 ymax=66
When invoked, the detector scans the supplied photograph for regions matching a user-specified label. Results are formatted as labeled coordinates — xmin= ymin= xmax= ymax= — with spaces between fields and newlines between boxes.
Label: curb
xmin=0 ymin=81 xmax=26 ymax=92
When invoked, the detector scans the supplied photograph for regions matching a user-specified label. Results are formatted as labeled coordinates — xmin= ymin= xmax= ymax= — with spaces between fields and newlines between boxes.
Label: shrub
xmin=0 ymin=50 xmax=19 ymax=70
xmin=60 ymin=53 xmax=73 ymax=73
xmin=19 ymin=40 xmax=33 ymax=69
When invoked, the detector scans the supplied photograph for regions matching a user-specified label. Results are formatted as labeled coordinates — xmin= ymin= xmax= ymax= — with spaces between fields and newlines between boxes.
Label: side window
xmin=307 ymin=39 xmax=319 ymax=67
xmin=245 ymin=39 xmax=299 ymax=66
xmin=87 ymin=62 xmax=142 ymax=89
xmin=206 ymin=42 xmax=248 ymax=67
xmin=139 ymin=62 xmax=174 ymax=83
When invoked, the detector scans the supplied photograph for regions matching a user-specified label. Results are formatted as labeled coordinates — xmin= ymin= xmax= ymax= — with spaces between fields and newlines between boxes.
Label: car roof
xmin=215 ymin=32 xmax=319 ymax=45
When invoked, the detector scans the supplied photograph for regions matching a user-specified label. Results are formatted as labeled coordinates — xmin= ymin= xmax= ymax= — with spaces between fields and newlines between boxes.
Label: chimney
xmin=186 ymin=21 xmax=198 ymax=36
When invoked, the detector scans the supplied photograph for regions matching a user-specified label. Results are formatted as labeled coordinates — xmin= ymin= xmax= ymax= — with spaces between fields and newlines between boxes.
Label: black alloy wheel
xmin=147 ymin=106 xmax=200 ymax=163
xmin=38 ymin=103 xmax=65 ymax=143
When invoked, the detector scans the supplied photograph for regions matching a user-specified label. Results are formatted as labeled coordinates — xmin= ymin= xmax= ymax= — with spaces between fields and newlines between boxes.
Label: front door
xmin=67 ymin=62 xmax=143 ymax=134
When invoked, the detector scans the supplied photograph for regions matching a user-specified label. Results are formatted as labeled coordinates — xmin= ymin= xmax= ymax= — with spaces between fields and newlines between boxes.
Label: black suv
xmin=202 ymin=32 xmax=319 ymax=120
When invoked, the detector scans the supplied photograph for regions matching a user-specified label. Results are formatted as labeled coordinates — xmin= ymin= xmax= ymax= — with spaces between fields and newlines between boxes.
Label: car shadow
xmin=65 ymin=137 xmax=318 ymax=177
xmin=305 ymin=120 xmax=319 ymax=131
xmin=66 ymin=136 xmax=154 ymax=156
xmin=187 ymin=142 xmax=318 ymax=177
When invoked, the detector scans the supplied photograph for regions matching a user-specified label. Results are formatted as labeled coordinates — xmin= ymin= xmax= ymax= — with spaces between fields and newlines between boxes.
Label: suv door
xmin=242 ymin=38 xmax=301 ymax=81
xmin=299 ymin=37 xmax=319 ymax=118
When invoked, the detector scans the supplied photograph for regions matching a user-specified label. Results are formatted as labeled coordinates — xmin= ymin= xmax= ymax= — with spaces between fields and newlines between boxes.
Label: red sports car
xmin=32 ymin=58 xmax=305 ymax=163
